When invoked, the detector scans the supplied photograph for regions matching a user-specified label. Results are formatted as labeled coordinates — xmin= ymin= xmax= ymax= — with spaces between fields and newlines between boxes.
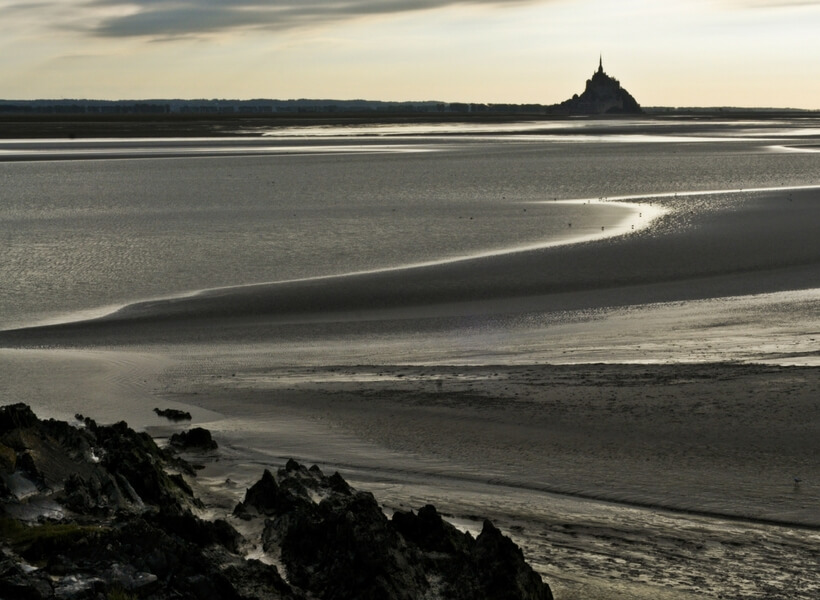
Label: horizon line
xmin=1 ymin=98 xmax=818 ymax=113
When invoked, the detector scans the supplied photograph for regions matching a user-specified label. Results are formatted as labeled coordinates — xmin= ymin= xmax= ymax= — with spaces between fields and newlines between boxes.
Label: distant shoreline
xmin=1 ymin=109 xmax=819 ymax=139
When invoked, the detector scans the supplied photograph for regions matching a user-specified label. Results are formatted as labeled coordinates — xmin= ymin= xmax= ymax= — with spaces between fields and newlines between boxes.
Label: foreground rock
xmin=1 ymin=403 xmax=198 ymax=516
xmin=1 ymin=403 xmax=552 ymax=599
xmin=0 ymin=403 xmax=279 ymax=600
xmin=236 ymin=459 xmax=553 ymax=600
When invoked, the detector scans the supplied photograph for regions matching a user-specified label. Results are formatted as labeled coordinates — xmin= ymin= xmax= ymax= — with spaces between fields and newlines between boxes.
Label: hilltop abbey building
xmin=555 ymin=57 xmax=643 ymax=115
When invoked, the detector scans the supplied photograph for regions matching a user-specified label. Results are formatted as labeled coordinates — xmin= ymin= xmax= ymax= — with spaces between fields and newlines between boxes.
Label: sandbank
xmin=0 ymin=186 xmax=817 ymax=346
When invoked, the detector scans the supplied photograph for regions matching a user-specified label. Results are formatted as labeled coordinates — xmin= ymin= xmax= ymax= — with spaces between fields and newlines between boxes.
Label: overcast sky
xmin=1 ymin=0 xmax=818 ymax=107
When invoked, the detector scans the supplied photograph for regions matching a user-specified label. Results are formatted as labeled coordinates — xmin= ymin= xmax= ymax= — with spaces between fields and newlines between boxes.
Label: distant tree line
xmin=0 ymin=99 xmax=556 ymax=116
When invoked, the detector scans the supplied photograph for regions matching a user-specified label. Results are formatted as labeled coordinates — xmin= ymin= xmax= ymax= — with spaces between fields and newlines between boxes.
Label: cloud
xmin=724 ymin=0 xmax=820 ymax=6
xmin=82 ymin=0 xmax=539 ymax=38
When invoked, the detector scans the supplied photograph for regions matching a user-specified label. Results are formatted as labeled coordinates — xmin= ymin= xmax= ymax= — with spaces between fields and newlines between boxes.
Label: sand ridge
xmin=0 ymin=186 xmax=818 ymax=347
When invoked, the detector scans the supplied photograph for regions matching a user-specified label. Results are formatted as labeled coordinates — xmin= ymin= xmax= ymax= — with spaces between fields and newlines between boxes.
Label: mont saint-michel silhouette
xmin=556 ymin=56 xmax=642 ymax=115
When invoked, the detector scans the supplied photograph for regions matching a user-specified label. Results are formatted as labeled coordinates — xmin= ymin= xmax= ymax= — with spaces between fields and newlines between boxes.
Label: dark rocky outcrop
xmin=233 ymin=460 xmax=328 ymax=520
xmin=170 ymin=426 xmax=218 ymax=451
xmin=0 ymin=403 xmax=196 ymax=515
xmin=153 ymin=407 xmax=192 ymax=422
xmin=0 ymin=403 xmax=40 ymax=432
xmin=277 ymin=486 xmax=427 ymax=600
xmin=1 ymin=403 xmax=553 ymax=600
xmin=236 ymin=460 xmax=554 ymax=600
xmin=0 ymin=403 xmax=294 ymax=600
xmin=0 ymin=552 xmax=55 ymax=599
xmin=8 ymin=513 xmax=254 ymax=600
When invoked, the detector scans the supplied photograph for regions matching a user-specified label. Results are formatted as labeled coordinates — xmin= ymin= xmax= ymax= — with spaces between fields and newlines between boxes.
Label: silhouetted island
xmin=554 ymin=56 xmax=642 ymax=115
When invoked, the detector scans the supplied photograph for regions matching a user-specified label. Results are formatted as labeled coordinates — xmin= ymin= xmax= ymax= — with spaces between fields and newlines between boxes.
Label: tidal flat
xmin=1 ymin=115 xmax=819 ymax=598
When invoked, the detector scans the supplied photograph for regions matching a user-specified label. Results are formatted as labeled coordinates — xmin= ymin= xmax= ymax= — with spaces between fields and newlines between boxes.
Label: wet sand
xmin=165 ymin=359 xmax=820 ymax=523
xmin=3 ymin=348 xmax=818 ymax=599
xmin=1 ymin=186 xmax=818 ymax=346
xmin=2 ymin=182 xmax=820 ymax=598
xmin=165 ymin=360 xmax=820 ymax=600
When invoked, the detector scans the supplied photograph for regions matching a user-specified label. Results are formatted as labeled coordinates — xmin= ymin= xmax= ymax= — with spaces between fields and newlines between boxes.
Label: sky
xmin=1 ymin=0 xmax=818 ymax=108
